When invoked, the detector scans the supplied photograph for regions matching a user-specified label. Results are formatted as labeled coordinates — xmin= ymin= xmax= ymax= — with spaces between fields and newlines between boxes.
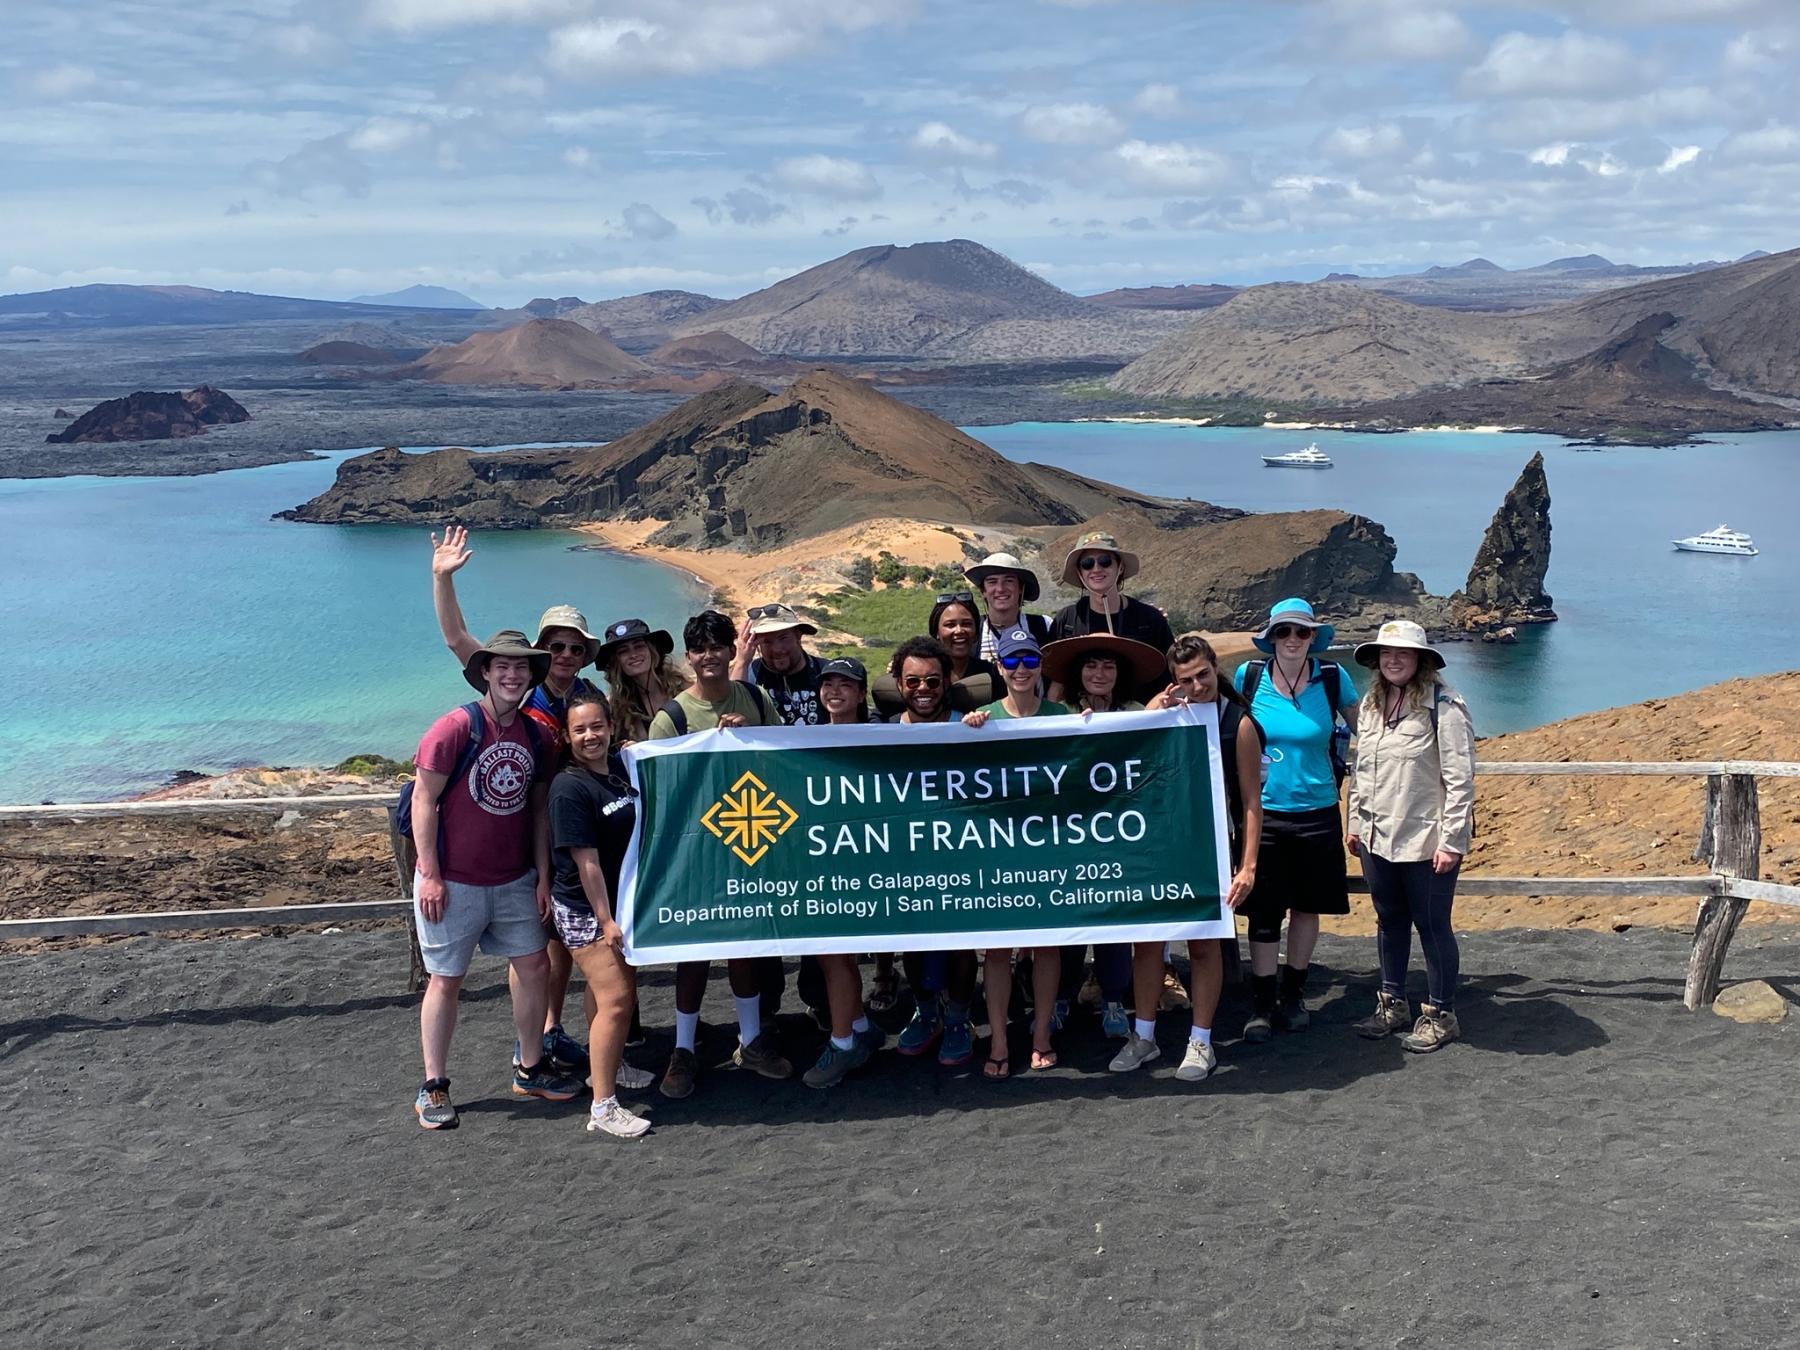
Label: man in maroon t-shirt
xmin=409 ymin=630 xmax=583 ymax=1131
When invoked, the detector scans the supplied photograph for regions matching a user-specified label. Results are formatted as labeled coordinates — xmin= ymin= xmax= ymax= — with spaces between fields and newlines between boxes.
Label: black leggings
xmin=1362 ymin=852 xmax=1461 ymax=1011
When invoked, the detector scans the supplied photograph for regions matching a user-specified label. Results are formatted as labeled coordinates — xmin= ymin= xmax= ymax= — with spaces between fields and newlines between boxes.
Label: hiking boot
xmin=414 ymin=1078 xmax=458 ymax=1130
xmin=1273 ymin=964 xmax=1310 ymax=1032
xmin=1175 ymin=1039 xmax=1217 ymax=1083
xmin=802 ymin=1039 xmax=872 ymax=1088
xmin=1159 ymin=964 xmax=1192 ymax=1012
xmin=542 ymin=1024 xmax=590 ymax=1076
xmin=897 ymin=997 xmax=943 ymax=1056
xmin=938 ymin=1006 xmax=975 ymax=1066
xmin=1355 ymin=991 xmax=1412 ymax=1040
xmin=660 ymin=1048 xmax=698 ymax=1098
xmin=586 ymin=1097 xmax=651 ymax=1138
xmin=615 ymin=1061 xmax=655 ymax=1092
xmin=1244 ymin=974 xmax=1277 ymax=1044
xmin=1100 ymin=1000 xmax=1131 ymax=1040
xmin=1077 ymin=971 xmax=1104 ymax=1010
xmin=1108 ymin=1031 xmax=1162 ymax=1073
xmin=1400 ymin=1005 xmax=1460 ymax=1053
xmin=512 ymin=1060 xmax=583 ymax=1102
xmin=736 ymin=1031 xmax=793 ymax=1080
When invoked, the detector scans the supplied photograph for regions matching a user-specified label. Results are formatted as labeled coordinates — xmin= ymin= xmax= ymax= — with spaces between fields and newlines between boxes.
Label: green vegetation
xmin=334 ymin=753 xmax=413 ymax=777
xmin=813 ymin=586 xmax=939 ymax=648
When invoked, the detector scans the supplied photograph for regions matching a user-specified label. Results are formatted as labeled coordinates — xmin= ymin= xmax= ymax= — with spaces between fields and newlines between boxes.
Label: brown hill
xmin=542 ymin=290 xmax=725 ymax=351
xmin=648 ymin=331 xmax=762 ymax=366
xmin=297 ymin=340 xmax=399 ymax=365
xmin=1084 ymin=283 xmax=1239 ymax=311
xmin=399 ymin=318 xmax=648 ymax=387
xmin=48 ymin=386 xmax=250 ymax=443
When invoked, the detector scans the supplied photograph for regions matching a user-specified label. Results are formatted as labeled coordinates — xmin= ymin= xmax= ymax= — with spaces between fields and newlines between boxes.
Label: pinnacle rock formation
xmin=1453 ymin=452 xmax=1555 ymax=629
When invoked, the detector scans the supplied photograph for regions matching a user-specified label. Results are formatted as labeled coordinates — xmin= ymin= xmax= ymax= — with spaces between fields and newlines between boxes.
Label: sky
xmin=3 ymin=0 xmax=1797 ymax=306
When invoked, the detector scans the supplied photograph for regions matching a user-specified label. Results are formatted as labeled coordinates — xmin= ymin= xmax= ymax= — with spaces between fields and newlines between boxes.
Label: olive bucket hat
xmin=462 ymin=629 xmax=552 ymax=692
xmin=1060 ymin=531 xmax=1141 ymax=587
xmin=533 ymin=605 xmax=602 ymax=666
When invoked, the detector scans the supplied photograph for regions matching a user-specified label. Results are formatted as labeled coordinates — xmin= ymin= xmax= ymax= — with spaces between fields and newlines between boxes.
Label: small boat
xmin=1672 ymin=525 xmax=1758 ymax=556
xmin=1262 ymin=442 xmax=1333 ymax=469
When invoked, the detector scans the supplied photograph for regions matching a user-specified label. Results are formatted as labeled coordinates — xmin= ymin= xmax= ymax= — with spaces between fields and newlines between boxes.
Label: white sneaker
xmin=586 ymin=1098 xmax=651 ymax=1138
xmin=1107 ymin=1032 xmax=1162 ymax=1073
xmin=615 ymin=1061 xmax=655 ymax=1091
xmin=1176 ymin=1038 xmax=1217 ymax=1082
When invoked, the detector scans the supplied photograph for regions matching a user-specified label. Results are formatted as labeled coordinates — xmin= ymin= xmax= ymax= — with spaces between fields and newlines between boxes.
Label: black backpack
xmin=1242 ymin=659 xmax=1353 ymax=784
xmin=658 ymin=680 xmax=771 ymax=736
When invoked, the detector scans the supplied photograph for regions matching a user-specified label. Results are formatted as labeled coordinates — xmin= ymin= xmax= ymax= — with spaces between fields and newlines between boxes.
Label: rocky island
xmin=47 ymin=385 xmax=250 ymax=444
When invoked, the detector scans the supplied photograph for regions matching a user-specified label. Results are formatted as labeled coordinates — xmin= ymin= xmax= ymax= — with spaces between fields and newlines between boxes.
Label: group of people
xmin=406 ymin=525 xmax=1477 ymax=1139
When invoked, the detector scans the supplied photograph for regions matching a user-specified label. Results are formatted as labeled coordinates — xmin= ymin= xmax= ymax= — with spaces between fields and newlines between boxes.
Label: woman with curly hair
xmin=594 ymin=617 xmax=690 ymax=746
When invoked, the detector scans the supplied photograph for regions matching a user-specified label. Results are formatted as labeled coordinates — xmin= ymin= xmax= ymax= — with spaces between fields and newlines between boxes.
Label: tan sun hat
xmin=1060 ymin=531 xmax=1141 ymax=587
xmin=964 ymin=552 xmax=1041 ymax=603
xmin=748 ymin=602 xmax=818 ymax=637
xmin=1354 ymin=619 xmax=1446 ymax=671
xmin=462 ymin=629 xmax=552 ymax=692
xmin=534 ymin=605 xmax=601 ymax=665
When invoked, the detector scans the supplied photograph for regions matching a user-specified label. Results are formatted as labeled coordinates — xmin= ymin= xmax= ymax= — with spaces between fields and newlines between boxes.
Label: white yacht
xmin=1672 ymin=525 xmax=1758 ymax=556
xmin=1262 ymin=442 xmax=1334 ymax=469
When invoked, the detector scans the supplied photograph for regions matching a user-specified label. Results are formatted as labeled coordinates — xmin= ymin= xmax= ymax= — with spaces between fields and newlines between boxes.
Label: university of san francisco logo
xmin=700 ymin=770 xmax=798 ymax=866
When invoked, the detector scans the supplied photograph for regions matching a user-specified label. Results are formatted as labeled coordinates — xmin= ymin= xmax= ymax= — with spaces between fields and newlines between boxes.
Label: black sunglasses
xmin=1270 ymin=624 xmax=1315 ymax=640
xmin=746 ymin=605 xmax=789 ymax=620
xmin=901 ymin=674 xmax=945 ymax=690
xmin=544 ymin=640 xmax=588 ymax=656
xmin=1077 ymin=555 xmax=1116 ymax=571
xmin=999 ymin=652 xmax=1042 ymax=670
xmin=935 ymin=591 xmax=975 ymax=606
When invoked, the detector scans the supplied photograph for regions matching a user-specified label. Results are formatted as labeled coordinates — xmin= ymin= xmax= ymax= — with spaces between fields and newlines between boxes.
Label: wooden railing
xmin=3 ymin=763 xmax=1795 ymax=1010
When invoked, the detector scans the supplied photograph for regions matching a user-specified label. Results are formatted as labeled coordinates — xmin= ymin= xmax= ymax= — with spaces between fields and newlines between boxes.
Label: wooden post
xmin=1684 ymin=773 xmax=1762 ymax=1010
xmin=387 ymin=817 xmax=427 ymax=994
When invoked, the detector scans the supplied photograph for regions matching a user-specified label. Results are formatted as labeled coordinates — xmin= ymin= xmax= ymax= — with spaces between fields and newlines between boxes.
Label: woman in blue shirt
xmin=1234 ymin=598 xmax=1360 ymax=1043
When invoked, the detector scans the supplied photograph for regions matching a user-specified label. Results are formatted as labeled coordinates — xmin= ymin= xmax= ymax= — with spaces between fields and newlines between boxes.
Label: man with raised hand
xmin=732 ymin=602 xmax=824 ymax=727
xmin=648 ymin=610 xmax=794 ymax=1098
xmin=965 ymin=552 xmax=1051 ymax=664
xmin=410 ymin=630 xmax=583 ymax=1131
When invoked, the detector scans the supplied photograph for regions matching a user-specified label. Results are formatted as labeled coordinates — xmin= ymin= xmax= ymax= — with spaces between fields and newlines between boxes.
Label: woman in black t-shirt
xmin=549 ymin=691 xmax=653 ymax=1139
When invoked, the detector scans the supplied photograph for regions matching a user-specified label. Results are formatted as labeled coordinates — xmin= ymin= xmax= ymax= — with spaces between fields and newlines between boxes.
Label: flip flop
xmin=1030 ymin=1048 xmax=1058 ymax=1071
xmin=983 ymin=1055 xmax=1010 ymax=1080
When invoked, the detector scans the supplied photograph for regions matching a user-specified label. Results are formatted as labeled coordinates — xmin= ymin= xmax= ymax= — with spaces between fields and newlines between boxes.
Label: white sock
xmin=1190 ymin=1026 xmax=1213 ymax=1047
xmin=592 ymin=1095 xmax=617 ymax=1115
xmin=1162 ymin=942 xmax=1173 ymax=962
xmin=851 ymin=1015 xmax=870 ymax=1034
xmin=675 ymin=1010 xmax=699 ymax=1052
xmin=1134 ymin=1018 xmax=1156 ymax=1042
xmin=831 ymin=1033 xmax=855 ymax=1051
xmin=734 ymin=995 xmax=763 ymax=1046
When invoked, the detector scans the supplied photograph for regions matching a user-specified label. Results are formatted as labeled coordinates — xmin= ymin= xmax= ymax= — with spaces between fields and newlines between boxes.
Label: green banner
xmin=618 ymin=706 xmax=1234 ymax=963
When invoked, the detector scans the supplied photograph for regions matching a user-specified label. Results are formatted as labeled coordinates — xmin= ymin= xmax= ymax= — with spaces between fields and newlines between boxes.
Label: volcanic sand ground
xmin=1 ymin=927 xmax=1794 ymax=1348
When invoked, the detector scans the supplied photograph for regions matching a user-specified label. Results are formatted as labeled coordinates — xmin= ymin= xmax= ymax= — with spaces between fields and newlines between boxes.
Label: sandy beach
xmin=2 ymin=925 xmax=1794 ymax=1348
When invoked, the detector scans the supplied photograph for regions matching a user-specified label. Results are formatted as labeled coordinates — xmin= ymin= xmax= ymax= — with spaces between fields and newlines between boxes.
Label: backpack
xmin=1242 ymin=659 xmax=1352 ymax=784
xmin=391 ymin=701 xmax=542 ymax=843
xmin=657 ymin=680 xmax=771 ymax=736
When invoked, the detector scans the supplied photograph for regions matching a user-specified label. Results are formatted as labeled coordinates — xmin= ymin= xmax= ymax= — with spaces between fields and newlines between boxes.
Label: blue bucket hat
xmin=1252 ymin=598 xmax=1334 ymax=655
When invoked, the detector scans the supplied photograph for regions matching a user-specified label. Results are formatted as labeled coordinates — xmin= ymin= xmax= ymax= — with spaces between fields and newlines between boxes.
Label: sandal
xmin=983 ymin=1055 xmax=1010 ymax=1080
xmin=1030 ymin=1048 xmax=1058 ymax=1071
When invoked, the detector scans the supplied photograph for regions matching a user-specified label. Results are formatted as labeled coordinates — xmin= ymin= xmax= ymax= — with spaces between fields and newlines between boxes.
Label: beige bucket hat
xmin=747 ymin=602 xmax=818 ymax=637
xmin=964 ymin=552 xmax=1042 ymax=603
xmin=1060 ymin=531 xmax=1141 ymax=587
xmin=1354 ymin=619 xmax=1446 ymax=671
xmin=533 ymin=605 xmax=601 ymax=665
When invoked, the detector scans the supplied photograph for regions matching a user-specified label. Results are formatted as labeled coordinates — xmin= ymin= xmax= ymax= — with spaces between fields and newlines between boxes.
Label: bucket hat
xmin=593 ymin=616 xmax=675 ymax=667
xmin=533 ymin=605 xmax=601 ymax=666
xmin=747 ymin=602 xmax=818 ymax=637
xmin=1354 ymin=619 xmax=1446 ymax=671
xmin=463 ymin=629 xmax=551 ymax=692
xmin=1251 ymin=598 xmax=1335 ymax=655
xmin=964 ymin=552 xmax=1042 ymax=603
xmin=1040 ymin=634 xmax=1169 ymax=692
xmin=1060 ymin=531 xmax=1141 ymax=587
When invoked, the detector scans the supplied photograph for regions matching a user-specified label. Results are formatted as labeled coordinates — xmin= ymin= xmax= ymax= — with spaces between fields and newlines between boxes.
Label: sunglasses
xmin=746 ymin=605 xmax=789 ymax=620
xmin=901 ymin=674 xmax=945 ymax=690
xmin=545 ymin=640 xmax=588 ymax=656
xmin=1270 ymin=624 xmax=1315 ymax=640
xmin=999 ymin=652 xmax=1042 ymax=670
xmin=1077 ymin=555 xmax=1116 ymax=571
xmin=935 ymin=591 xmax=975 ymax=606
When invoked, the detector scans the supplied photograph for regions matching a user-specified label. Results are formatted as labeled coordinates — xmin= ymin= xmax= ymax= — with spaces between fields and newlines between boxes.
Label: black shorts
xmin=1243 ymin=805 xmax=1350 ymax=921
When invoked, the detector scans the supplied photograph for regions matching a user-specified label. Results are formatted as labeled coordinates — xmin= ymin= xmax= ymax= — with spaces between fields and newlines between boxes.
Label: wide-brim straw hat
xmin=1060 ymin=531 xmax=1141 ymax=587
xmin=1041 ymin=634 xmax=1168 ymax=692
xmin=748 ymin=602 xmax=818 ymax=637
xmin=534 ymin=605 xmax=602 ymax=666
xmin=593 ymin=616 xmax=675 ymax=666
xmin=1354 ymin=619 xmax=1446 ymax=671
xmin=1252 ymin=597 xmax=1335 ymax=655
xmin=964 ymin=552 xmax=1041 ymax=603
xmin=463 ymin=629 xmax=552 ymax=692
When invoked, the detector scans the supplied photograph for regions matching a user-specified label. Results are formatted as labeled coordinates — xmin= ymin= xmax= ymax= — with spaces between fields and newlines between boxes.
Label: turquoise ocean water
xmin=2 ymin=423 xmax=1796 ymax=802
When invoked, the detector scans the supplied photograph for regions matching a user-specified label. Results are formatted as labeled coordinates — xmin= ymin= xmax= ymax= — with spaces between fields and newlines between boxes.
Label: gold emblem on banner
xmin=700 ymin=770 xmax=799 ymax=866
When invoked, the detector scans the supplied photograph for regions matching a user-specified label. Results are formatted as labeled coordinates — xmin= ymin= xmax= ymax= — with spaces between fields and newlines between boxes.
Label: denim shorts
xmin=413 ymin=868 xmax=546 ymax=977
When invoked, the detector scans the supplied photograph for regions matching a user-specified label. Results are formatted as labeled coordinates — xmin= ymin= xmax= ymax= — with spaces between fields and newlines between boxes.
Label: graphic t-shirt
xmin=415 ymin=705 xmax=552 ymax=886
xmin=750 ymin=654 xmax=823 ymax=726
xmin=647 ymin=682 xmax=781 ymax=739
xmin=522 ymin=676 xmax=603 ymax=758
xmin=1234 ymin=659 xmax=1359 ymax=813
xmin=980 ymin=699 xmax=1073 ymax=720
xmin=549 ymin=765 xmax=638 ymax=916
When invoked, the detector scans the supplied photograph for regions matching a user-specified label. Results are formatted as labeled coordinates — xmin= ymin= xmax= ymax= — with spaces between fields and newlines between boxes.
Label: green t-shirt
xmin=648 ymin=682 xmax=780 ymax=739
xmin=980 ymin=698 xmax=1073 ymax=720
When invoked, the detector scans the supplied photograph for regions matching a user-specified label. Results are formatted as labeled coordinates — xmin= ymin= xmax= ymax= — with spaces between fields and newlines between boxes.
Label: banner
xmin=618 ymin=705 xmax=1234 ymax=964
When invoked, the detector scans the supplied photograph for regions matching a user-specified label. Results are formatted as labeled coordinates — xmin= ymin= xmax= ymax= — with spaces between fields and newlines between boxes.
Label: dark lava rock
xmin=48 ymin=386 xmax=251 ymax=444
xmin=1453 ymin=451 xmax=1555 ymax=630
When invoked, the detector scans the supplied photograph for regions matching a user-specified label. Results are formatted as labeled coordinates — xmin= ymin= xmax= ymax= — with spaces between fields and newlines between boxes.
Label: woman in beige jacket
xmin=1345 ymin=621 xmax=1475 ymax=1052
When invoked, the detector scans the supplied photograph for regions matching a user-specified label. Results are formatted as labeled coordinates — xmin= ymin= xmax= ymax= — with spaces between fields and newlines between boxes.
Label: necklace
xmin=1272 ymin=657 xmax=1310 ymax=706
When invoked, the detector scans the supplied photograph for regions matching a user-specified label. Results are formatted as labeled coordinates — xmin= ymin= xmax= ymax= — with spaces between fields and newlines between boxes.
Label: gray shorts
xmin=413 ymin=869 xmax=547 ymax=978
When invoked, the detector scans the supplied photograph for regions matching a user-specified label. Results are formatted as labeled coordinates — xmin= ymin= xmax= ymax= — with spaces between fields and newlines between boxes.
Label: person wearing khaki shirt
xmin=1345 ymin=621 xmax=1476 ymax=1054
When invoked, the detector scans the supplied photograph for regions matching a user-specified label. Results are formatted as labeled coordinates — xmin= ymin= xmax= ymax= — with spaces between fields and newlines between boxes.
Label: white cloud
xmin=1528 ymin=142 xmax=1571 ymax=167
xmin=1020 ymin=102 xmax=1125 ymax=145
xmin=692 ymin=189 xmax=791 ymax=225
xmin=1308 ymin=0 xmax=1472 ymax=62
xmin=347 ymin=117 xmax=432 ymax=154
xmin=910 ymin=121 xmax=996 ymax=161
xmin=25 ymin=64 xmax=99 ymax=99
xmin=546 ymin=2 xmax=909 ymax=78
xmin=562 ymin=146 xmax=593 ymax=168
xmin=618 ymin=202 xmax=677 ymax=240
xmin=773 ymin=154 xmax=882 ymax=201
xmin=1718 ymin=123 xmax=1800 ymax=163
xmin=264 ymin=24 xmax=339 ymax=60
xmin=1464 ymin=31 xmax=1640 ymax=99
xmin=1658 ymin=144 xmax=1701 ymax=172
xmin=1108 ymin=140 xmax=1234 ymax=192
xmin=1318 ymin=122 xmax=1408 ymax=162
xmin=367 ymin=0 xmax=588 ymax=32
xmin=1724 ymin=28 xmax=1794 ymax=71
xmin=1131 ymin=83 xmax=1183 ymax=118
